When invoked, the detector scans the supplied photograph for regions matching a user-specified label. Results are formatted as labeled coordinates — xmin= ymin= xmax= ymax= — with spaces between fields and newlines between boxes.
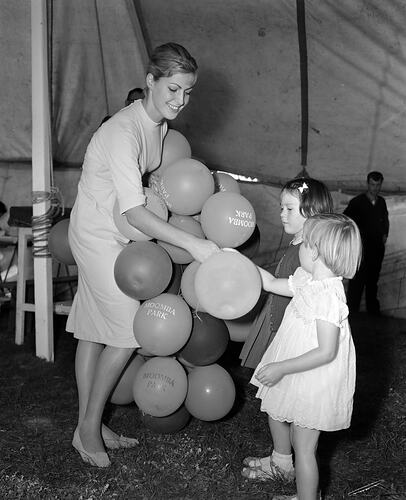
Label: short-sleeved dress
xmin=66 ymin=100 xmax=167 ymax=348
xmin=251 ymin=267 xmax=356 ymax=432
xmin=239 ymin=243 xmax=301 ymax=369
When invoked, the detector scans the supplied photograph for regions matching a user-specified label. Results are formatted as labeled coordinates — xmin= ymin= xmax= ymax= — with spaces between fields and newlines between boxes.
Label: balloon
xmin=137 ymin=347 xmax=155 ymax=358
xmin=164 ymin=263 xmax=183 ymax=294
xmin=180 ymin=261 xmax=206 ymax=311
xmin=236 ymin=224 xmax=261 ymax=259
xmin=157 ymin=215 xmax=205 ymax=264
xmin=158 ymin=159 xmax=215 ymax=215
xmin=194 ymin=250 xmax=262 ymax=320
xmin=110 ymin=354 xmax=145 ymax=405
xmin=114 ymin=241 xmax=172 ymax=300
xmin=185 ymin=364 xmax=236 ymax=421
xmin=48 ymin=219 xmax=76 ymax=265
xmin=140 ymin=405 xmax=191 ymax=434
xmin=161 ymin=129 xmax=192 ymax=170
xmin=200 ymin=192 xmax=256 ymax=248
xmin=113 ymin=187 xmax=168 ymax=241
xmin=213 ymin=171 xmax=241 ymax=194
xmin=178 ymin=312 xmax=230 ymax=366
xmin=177 ymin=355 xmax=196 ymax=372
xmin=133 ymin=293 xmax=192 ymax=356
xmin=133 ymin=357 xmax=188 ymax=417
xmin=147 ymin=130 xmax=192 ymax=194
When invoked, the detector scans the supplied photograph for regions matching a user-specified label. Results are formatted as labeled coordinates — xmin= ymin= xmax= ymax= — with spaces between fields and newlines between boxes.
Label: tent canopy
xmin=1 ymin=0 xmax=406 ymax=192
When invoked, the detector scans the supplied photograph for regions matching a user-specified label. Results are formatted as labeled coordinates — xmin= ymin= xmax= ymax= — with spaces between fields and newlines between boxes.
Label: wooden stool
xmin=14 ymin=226 xmax=76 ymax=346
xmin=15 ymin=227 xmax=34 ymax=345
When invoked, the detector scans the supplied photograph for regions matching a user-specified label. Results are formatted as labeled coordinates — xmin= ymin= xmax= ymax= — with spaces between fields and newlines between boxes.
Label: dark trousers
xmin=347 ymin=242 xmax=385 ymax=314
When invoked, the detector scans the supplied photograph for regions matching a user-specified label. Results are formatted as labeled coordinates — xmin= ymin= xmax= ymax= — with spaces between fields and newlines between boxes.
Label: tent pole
xmin=31 ymin=0 xmax=54 ymax=362
xmin=296 ymin=0 xmax=309 ymax=175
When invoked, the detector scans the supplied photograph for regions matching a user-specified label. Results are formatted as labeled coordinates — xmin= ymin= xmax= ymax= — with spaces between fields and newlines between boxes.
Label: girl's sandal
xmin=241 ymin=464 xmax=295 ymax=482
xmin=243 ymin=455 xmax=270 ymax=468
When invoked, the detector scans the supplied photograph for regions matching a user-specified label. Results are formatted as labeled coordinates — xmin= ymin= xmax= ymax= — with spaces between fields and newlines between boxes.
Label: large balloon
xmin=133 ymin=293 xmax=192 ymax=356
xmin=194 ymin=250 xmax=262 ymax=320
xmin=147 ymin=130 xmax=192 ymax=193
xmin=180 ymin=261 xmax=206 ymax=311
xmin=157 ymin=215 xmax=205 ymax=264
xmin=158 ymin=159 xmax=215 ymax=215
xmin=185 ymin=364 xmax=236 ymax=421
xmin=110 ymin=354 xmax=145 ymax=405
xmin=213 ymin=171 xmax=241 ymax=194
xmin=114 ymin=241 xmax=172 ymax=300
xmin=133 ymin=357 xmax=188 ymax=417
xmin=200 ymin=192 xmax=256 ymax=248
xmin=178 ymin=312 xmax=230 ymax=366
xmin=113 ymin=188 xmax=168 ymax=241
xmin=161 ymin=129 xmax=192 ymax=170
xmin=48 ymin=219 xmax=76 ymax=265
xmin=140 ymin=405 xmax=191 ymax=434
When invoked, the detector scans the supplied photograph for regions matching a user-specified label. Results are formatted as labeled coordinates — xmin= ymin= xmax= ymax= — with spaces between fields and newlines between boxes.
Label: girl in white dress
xmin=242 ymin=214 xmax=362 ymax=500
xmin=67 ymin=43 xmax=219 ymax=468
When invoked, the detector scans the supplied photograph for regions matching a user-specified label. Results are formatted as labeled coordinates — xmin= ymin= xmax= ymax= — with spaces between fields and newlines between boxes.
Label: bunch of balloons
xmin=49 ymin=130 xmax=264 ymax=434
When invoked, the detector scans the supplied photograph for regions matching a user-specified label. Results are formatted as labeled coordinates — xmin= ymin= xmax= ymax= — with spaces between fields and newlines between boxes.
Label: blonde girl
xmin=242 ymin=213 xmax=362 ymax=500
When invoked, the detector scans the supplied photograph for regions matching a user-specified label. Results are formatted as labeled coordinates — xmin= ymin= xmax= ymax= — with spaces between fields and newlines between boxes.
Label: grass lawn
xmin=0 ymin=307 xmax=405 ymax=499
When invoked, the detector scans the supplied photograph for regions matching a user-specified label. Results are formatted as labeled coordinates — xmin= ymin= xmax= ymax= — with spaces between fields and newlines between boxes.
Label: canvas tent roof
xmin=1 ymin=0 xmax=405 ymax=192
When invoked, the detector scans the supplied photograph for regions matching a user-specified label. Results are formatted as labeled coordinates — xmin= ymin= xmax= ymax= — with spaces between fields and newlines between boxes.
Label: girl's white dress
xmin=66 ymin=100 xmax=167 ymax=348
xmin=251 ymin=267 xmax=356 ymax=432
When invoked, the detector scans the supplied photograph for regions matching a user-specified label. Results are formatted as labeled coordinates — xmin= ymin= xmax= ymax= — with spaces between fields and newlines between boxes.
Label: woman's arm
xmin=257 ymin=266 xmax=292 ymax=297
xmin=255 ymin=319 xmax=340 ymax=386
xmin=125 ymin=205 xmax=219 ymax=262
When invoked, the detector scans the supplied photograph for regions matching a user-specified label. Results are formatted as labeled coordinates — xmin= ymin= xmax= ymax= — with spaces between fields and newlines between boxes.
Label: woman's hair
xmin=281 ymin=177 xmax=334 ymax=218
xmin=147 ymin=43 xmax=198 ymax=80
xmin=302 ymin=213 xmax=362 ymax=279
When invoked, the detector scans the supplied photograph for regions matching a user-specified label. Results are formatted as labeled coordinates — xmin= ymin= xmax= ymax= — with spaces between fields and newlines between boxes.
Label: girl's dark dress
xmin=239 ymin=243 xmax=300 ymax=369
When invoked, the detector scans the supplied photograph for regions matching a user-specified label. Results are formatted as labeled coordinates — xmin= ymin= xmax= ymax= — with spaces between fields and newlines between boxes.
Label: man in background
xmin=344 ymin=171 xmax=389 ymax=315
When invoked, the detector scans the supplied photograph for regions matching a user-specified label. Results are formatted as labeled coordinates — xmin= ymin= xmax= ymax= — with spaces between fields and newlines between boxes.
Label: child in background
xmin=243 ymin=213 xmax=362 ymax=500
xmin=240 ymin=178 xmax=333 ymax=481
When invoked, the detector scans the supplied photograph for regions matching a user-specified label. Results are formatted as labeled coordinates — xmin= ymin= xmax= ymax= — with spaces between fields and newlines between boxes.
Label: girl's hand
xmin=255 ymin=362 xmax=285 ymax=387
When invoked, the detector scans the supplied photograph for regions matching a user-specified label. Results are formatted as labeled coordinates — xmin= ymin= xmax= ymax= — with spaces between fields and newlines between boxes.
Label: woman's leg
xmin=75 ymin=339 xmax=104 ymax=426
xmin=291 ymin=424 xmax=320 ymax=500
xmin=77 ymin=345 xmax=135 ymax=453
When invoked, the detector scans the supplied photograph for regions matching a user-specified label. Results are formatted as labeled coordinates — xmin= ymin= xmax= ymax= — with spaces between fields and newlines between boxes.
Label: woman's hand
xmin=187 ymin=238 xmax=220 ymax=263
xmin=255 ymin=362 xmax=285 ymax=387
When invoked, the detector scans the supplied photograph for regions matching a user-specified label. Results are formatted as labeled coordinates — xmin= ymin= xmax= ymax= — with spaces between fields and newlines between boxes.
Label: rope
xmin=31 ymin=187 xmax=64 ymax=258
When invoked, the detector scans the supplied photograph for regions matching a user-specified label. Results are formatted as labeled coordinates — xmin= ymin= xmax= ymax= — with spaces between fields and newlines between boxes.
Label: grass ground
xmin=0 ymin=306 xmax=405 ymax=500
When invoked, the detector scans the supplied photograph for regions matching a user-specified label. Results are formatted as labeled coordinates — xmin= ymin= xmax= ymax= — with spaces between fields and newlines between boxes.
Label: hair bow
xmin=298 ymin=182 xmax=308 ymax=193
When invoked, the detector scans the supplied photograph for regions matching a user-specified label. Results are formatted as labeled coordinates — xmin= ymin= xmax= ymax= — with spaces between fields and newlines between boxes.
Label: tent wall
xmin=1 ymin=0 xmax=406 ymax=190
xmin=137 ymin=0 xmax=406 ymax=191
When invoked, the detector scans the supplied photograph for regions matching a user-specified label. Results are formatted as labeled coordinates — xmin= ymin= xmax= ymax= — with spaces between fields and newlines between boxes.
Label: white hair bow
xmin=298 ymin=182 xmax=308 ymax=193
